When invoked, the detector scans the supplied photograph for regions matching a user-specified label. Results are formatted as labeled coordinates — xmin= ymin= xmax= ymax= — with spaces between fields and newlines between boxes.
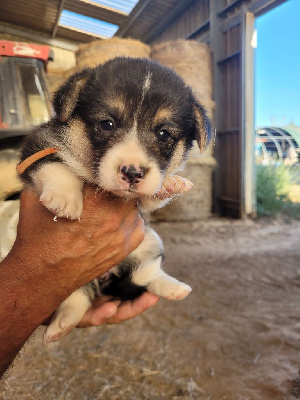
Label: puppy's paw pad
xmin=165 ymin=285 xmax=191 ymax=300
xmin=163 ymin=282 xmax=192 ymax=301
xmin=40 ymin=190 xmax=83 ymax=220
xmin=148 ymin=278 xmax=191 ymax=300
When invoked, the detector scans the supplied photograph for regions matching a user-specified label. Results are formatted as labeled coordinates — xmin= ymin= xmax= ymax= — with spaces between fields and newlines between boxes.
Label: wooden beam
xmin=241 ymin=10 xmax=256 ymax=217
xmin=248 ymin=0 xmax=288 ymax=17
xmin=117 ymin=0 xmax=152 ymax=37
xmin=52 ymin=0 xmax=66 ymax=38
xmin=0 ymin=24 xmax=78 ymax=51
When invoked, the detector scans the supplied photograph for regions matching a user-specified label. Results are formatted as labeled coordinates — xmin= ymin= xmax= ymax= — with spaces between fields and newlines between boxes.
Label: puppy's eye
xmin=157 ymin=129 xmax=171 ymax=142
xmin=100 ymin=120 xmax=115 ymax=131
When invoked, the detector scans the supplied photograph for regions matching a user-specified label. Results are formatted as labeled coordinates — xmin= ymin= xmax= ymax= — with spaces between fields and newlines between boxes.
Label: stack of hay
xmin=75 ymin=37 xmax=150 ymax=69
xmin=47 ymin=47 xmax=76 ymax=94
xmin=150 ymin=40 xmax=216 ymax=221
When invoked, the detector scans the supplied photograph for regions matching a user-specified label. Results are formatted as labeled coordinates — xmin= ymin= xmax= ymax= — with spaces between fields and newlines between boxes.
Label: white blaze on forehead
xmin=140 ymin=71 xmax=152 ymax=106
xmin=143 ymin=72 xmax=152 ymax=93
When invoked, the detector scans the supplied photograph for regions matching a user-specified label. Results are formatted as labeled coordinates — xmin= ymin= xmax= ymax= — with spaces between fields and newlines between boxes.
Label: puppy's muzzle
xmin=121 ymin=164 xmax=146 ymax=185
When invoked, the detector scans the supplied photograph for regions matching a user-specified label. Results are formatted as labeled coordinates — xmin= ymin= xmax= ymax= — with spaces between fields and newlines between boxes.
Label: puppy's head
xmin=54 ymin=58 xmax=212 ymax=198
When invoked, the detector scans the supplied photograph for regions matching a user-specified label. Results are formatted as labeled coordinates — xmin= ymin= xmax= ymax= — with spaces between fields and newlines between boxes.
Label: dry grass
xmin=289 ymin=184 xmax=300 ymax=203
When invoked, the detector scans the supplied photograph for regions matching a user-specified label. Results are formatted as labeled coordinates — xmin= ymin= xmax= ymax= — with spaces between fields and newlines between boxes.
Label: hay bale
xmin=47 ymin=47 xmax=76 ymax=74
xmin=46 ymin=72 xmax=67 ymax=96
xmin=75 ymin=38 xmax=150 ymax=69
xmin=150 ymin=40 xmax=214 ymax=119
xmin=150 ymin=40 xmax=216 ymax=221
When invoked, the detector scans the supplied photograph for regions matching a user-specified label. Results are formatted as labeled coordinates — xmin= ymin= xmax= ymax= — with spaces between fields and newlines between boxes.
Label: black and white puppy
xmin=19 ymin=57 xmax=212 ymax=342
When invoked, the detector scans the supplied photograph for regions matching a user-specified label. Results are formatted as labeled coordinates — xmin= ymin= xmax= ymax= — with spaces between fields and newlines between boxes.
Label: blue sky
xmin=255 ymin=0 xmax=300 ymax=127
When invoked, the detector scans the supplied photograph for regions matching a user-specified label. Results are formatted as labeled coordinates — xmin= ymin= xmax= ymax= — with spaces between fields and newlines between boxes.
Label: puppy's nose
xmin=121 ymin=165 xmax=145 ymax=184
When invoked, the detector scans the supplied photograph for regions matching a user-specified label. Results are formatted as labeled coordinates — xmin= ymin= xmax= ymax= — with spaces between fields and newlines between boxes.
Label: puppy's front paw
xmin=147 ymin=275 xmax=192 ymax=300
xmin=32 ymin=162 xmax=84 ymax=219
xmin=40 ymin=189 xmax=83 ymax=220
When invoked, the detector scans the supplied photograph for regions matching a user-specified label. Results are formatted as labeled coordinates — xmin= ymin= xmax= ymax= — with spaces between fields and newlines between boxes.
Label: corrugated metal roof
xmin=59 ymin=10 xmax=119 ymax=38
xmin=89 ymin=0 xmax=139 ymax=14
xmin=0 ymin=0 xmax=188 ymax=45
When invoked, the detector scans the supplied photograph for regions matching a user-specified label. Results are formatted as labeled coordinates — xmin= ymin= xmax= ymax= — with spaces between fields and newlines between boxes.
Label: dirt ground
xmin=1 ymin=218 xmax=300 ymax=400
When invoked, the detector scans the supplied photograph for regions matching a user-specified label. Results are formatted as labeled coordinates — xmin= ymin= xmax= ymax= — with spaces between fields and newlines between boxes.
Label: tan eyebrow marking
xmin=93 ymin=97 xmax=127 ymax=120
xmin=153 ymin=108 xmax=174 ymax=126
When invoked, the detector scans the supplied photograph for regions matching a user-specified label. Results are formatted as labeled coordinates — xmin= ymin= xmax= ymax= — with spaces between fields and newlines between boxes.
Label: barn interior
xmin=0 ymin=1 xmax=299 ymax=399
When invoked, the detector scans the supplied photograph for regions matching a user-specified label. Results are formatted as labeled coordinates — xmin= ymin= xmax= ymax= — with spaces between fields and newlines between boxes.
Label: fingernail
xmin=182 ymin=178 xmax=194 ymax=191
xmin=105 ymin=307 xmax=117 ymax=320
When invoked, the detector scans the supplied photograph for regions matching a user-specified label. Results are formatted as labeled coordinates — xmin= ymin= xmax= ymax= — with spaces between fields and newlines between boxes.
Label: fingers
xmin=78 ymin=292 xmax=159 ymax=327
xmin=155 ymin=176 xmax=194 ymax=199
xmin=106 ymin=292 xmax=159 ymax=324
xmin=19 ymin=189 xmax=52 ymax=222
xmin=78 ymin=300 xmax=119 ymax=327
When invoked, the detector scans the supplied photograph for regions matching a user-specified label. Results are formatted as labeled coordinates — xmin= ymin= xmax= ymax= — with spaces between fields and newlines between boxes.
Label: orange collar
xmin=16 ymin=147 xmax=58 ymax=174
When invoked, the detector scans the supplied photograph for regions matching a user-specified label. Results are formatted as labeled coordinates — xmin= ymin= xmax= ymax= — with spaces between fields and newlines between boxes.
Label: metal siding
xmin=0 ymin=0 xmax=60 ymax=35
xmin=119 ymin=0 xmax=179 ymax=38
xmin=151 ymin=0 xmax=209 ymax=44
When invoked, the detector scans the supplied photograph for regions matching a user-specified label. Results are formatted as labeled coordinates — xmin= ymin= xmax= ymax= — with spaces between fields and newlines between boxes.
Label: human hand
xmin=0 ymin=187 xmax=145 ymax=376
xmin=155 ymin=175 xmax=194 ymax=199
xmin=137 ymin=175 xmax=194 ymax=212
xmin=77 ymin=292 xmax=159 ymax=327
xmin=11 ymin=187 xmax=145 ymax=296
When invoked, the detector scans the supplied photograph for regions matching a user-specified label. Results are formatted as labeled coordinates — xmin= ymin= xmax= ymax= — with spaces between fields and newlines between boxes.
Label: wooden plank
xmin=241 ymin=11 xmax=256 ymax=217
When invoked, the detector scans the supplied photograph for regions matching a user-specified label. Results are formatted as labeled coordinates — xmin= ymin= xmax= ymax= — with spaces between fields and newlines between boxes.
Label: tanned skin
xmin=0 ymin=187 xmax=147 ymax=377
xmin=0 ymin=177 xmax=190 ymax=378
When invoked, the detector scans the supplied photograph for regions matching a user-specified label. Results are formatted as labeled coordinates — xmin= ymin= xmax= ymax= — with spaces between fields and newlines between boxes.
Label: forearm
xmin=0 ymin=249 xmax=73 ymax=377
xmin=0 ymin=189 xmax=144 ymax=377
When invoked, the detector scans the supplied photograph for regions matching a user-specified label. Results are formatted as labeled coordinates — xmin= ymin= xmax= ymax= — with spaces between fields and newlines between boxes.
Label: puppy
xmin=18 ymin=57 xmax=212 ymax=342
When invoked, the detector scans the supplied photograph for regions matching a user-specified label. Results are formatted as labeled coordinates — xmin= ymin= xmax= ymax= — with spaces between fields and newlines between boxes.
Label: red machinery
xmin=0 ymin=40 xmax=53 ymax=139
xmin=0 ymin=40 xmax=54 ymax=201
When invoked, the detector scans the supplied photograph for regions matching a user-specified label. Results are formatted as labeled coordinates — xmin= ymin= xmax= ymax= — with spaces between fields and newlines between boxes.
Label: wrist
xmin=1 ymin=245 xmax=72 ymax=319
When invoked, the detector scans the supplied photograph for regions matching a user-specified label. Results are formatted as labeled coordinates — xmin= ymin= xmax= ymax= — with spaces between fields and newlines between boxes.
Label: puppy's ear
xmin=192 ymin=101 xmax=213 ymax=152
xmin=53 ymin=68 xmax=92 ymax=123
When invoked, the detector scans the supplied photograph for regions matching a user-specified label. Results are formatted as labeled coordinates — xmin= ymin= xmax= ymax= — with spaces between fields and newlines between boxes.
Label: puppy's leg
xmin=32 ymin=162 xmax=83 ymax=219
xmin=130 ymin=227 xmax=191 ymax=300
xmin=44 ymin=286 xmax=93 ymax=342
xmin=132 ymin=256 xmax=191 ymax=300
